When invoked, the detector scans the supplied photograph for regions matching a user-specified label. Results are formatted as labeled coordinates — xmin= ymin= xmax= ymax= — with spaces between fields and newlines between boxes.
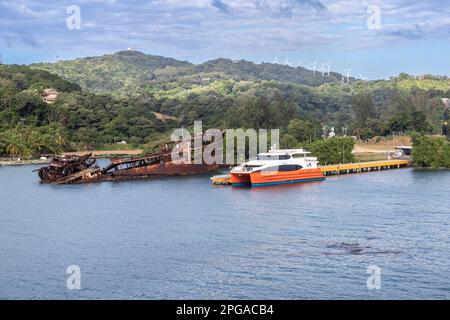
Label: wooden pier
xmin=211 ymin=159 xmax=410 ymax=185
xmin=320 ymin=159 xmax=410 ymax=176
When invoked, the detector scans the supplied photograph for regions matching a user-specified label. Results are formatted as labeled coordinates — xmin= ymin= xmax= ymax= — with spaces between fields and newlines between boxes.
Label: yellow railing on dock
xmin=319 ymin=159 xmax=410 ymax=175
xmin=210 ymin=159 xmax=411 ymax=185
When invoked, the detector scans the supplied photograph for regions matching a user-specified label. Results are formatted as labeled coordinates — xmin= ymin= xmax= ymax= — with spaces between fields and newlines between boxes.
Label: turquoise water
xmin=0 ymin=162 xmax=449 ymax=299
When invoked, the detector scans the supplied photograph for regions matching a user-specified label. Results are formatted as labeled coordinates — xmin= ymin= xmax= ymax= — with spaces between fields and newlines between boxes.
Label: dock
xmin=211 ymin=159 xmax=410 ymax=185
xmin=210 ymin=174 xmax=233 ymax=185
xmin=320 ymin=159 xmax=410 ymax=176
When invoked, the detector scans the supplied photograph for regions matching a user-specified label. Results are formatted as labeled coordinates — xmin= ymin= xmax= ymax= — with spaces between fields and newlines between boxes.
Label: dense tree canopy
xmin=412 ymin=135 xmax=450 ymax=168
xmin=1 ymin=53 xmax=449 ymax=161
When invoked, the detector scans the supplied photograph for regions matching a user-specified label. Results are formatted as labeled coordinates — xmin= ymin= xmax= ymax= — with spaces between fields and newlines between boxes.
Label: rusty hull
xmin=36 ymin=141 xmax=223 ymax=184
xmin=100 ymin=161 xmax=220 ymax=181
xmin=35 ymin=153 xmax=99 ymax=184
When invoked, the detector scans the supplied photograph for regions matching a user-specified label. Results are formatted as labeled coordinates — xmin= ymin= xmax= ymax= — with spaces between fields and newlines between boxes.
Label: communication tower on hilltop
xmin=127 ymin=47 xmax=140 ymax=52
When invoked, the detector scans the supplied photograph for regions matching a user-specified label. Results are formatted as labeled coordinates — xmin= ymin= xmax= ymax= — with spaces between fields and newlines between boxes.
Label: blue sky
xmin=0 ymin=0 xmax=449 ymax=79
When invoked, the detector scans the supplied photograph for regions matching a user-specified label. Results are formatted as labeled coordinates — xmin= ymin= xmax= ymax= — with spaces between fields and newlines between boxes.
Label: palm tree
xmin=27 ymin=130 xmax=63 ymax=157
xmin=0 ymin=135 xmax=6 ymax=155
xmin=4 ymin=132 xmax=26 ymax=157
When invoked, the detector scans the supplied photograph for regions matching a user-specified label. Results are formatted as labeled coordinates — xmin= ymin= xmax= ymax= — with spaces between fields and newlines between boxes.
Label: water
xmin=0 ymin=162 xmax=449 ymax=300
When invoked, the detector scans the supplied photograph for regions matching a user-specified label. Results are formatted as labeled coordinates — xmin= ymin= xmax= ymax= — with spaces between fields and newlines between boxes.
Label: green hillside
xmin=0 ymin=64 xmax=173 ymax=157
xmin=31 ymin=51 xmax=193 ymax=96
xmin=397 ymin=77 xmax=449 ymax=91
xmin=32 ymin=51 xmax=344 ymax=96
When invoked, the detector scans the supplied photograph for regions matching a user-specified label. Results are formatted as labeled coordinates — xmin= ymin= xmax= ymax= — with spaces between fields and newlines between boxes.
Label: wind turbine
xmin=325 ymin=60 xmax=331 ymax=76
xmin=343 ymin=68 xmax=351 ymax=83
xmin=309 ymin=61 xmax=318 ymax=75
xmin=284 ymin=58 xmax=295 ymax=68
xmin=320 ymin=62 xmax=328 ymax=76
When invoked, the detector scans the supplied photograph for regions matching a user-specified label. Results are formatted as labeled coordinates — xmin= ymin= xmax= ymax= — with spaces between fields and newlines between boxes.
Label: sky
xmin=0 ymin=0 xmax=449 ymax=79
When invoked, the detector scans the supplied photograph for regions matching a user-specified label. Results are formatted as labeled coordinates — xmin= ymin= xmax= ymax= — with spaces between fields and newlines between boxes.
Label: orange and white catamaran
xmin=230 ymin=149 xmax=325 ymax=187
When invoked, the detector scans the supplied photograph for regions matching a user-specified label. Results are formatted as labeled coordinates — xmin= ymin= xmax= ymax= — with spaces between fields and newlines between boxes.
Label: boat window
xmin=292 ymin=153 xmax=308 ymax=158
xmin=261 ymin=165 xmax=303 ymax=172
xmin=279 ymin=165 xmax=303 ymax=171
xmin=257 ymin=154 xmax=291 ymax=160
xmin=242 ymin=164 xmax=262 ymax=172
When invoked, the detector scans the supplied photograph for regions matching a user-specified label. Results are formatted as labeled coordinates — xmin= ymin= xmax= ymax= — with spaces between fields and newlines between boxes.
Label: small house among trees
xmin=41 ymin=89 xmax=59 ymax=104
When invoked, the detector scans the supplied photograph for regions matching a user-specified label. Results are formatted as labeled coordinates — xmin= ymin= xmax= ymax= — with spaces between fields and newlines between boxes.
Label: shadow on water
xmin=325 ymin=242 xmax=401 ymax=256
xmin=230 ymin=180 xmax=325 ymax=192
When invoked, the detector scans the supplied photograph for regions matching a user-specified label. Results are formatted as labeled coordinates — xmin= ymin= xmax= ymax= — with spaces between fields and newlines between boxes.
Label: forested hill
xmin=183 ymin=58 xmax=344 ymax=86
xmin=0 ymin=64 xmax=176 ymax=157
xmin=31 ymin=51 xmax=344 ymax=95
xmin=31 ymin=51 xmax=192 ymax=95
xmin=0 ymin=65 xmax=81 ymax=94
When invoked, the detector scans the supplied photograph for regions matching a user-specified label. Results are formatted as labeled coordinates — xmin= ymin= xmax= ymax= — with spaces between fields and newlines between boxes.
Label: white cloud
xmin=0 ymin=0 xmax=40 ymax=17
xmin=0 ymin=0 xmax=448 ymax=58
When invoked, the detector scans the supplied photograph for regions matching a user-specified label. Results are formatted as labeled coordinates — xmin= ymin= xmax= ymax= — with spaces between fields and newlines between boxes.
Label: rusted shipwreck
xmin=35 ymin=153 xmax=103 ymax=184
xmin=36 ymin=139 xmax=221 ymax=184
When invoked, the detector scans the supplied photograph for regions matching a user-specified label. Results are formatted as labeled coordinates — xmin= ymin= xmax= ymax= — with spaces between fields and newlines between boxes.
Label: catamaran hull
xmin=230 ymin=168 xmax=325 ymax=187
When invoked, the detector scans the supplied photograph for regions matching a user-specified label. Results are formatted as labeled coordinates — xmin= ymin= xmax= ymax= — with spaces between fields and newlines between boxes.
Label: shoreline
xmin=0 ymin=159 xmax=51 ymax=166
xmin=62 ymin=149 xmax=143 ymax=157
xmin=0 ymin=149 xmax=143 ymax=166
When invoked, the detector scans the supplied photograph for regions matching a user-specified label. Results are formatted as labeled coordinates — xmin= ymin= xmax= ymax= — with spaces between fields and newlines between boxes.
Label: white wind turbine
xmin=317 ymin=60 xmax=332 ymax=76
xmin=325 ymin=60 xmax=331 ymax=76
xmin=320 ymin=63 xmax=325 ymax=76
xmin=344 ymin=68 xmax=351 ymax=83
xmin=309 ymin=61 xmax=318 ymax=75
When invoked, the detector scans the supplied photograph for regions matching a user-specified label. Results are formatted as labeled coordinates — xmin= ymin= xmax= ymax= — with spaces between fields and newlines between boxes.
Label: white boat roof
xmin=266 ymin=149 xmax=311 ymax=155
